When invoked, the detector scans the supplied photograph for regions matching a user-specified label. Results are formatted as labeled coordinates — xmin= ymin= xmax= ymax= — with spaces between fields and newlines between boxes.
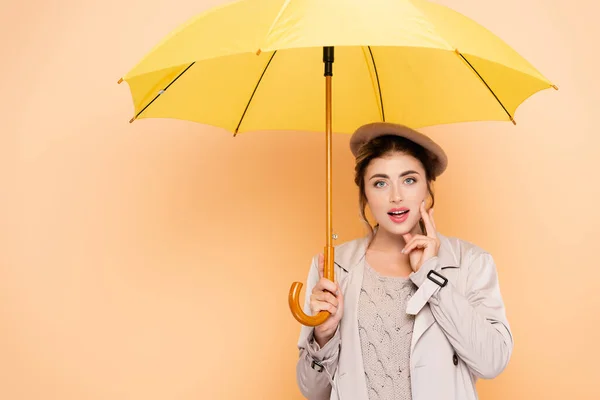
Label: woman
xmin=296 ymin=122 xmax=513 ymax=400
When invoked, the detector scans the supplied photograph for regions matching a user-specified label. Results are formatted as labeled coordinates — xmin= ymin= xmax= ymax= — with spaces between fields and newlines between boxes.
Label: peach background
xmin=2 ymin=0 xmax=599 ymax=399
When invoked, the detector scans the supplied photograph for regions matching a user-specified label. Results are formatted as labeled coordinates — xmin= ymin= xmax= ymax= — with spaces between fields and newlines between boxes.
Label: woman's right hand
xmin=310 ymin=253 xmax=344 ymax=347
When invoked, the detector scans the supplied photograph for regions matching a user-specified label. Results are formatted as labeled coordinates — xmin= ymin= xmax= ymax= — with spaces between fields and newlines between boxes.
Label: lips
xmin=388 ymin=207 xmax=409 ymax=216
xmin=388 ymin=208 xmax=410 ymax=223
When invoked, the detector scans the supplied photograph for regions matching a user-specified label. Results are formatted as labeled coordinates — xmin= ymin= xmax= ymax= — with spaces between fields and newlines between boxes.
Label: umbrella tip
xmin=511 ymin=118 xmax=516 ymax=125
xmin=552 ymin=84 xmax=559 ymax=90
xmin=129 ymin=117 xmax=135 ymax=123
xmin=256 ymin=49 xmax=261 ymax=56
xmin=118 ymin=78 xmax=123 ymax=84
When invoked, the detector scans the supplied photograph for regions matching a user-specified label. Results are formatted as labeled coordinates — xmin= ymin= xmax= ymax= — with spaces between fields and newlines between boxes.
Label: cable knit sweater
xmin=357 ymin=261 xmax=417 ymax=400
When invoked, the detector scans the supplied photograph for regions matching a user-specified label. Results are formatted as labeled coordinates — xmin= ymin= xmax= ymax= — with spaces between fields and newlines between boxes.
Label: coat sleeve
xmin=406 ymin=250 xmax=513 ymax=379
xmin=296 ymin=254 xmax=342 ymax=400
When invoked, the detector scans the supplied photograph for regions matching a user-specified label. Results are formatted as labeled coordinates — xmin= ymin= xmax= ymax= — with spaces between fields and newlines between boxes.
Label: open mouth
xmin=387 ymin=209 xmax=410 ymax=223
xmin=388 ymin=210 xmax=409 ymax=216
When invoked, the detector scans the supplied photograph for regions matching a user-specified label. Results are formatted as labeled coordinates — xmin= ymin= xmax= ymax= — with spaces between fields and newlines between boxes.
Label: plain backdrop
xmin=2 ymin=0 xmax=599 ymax=398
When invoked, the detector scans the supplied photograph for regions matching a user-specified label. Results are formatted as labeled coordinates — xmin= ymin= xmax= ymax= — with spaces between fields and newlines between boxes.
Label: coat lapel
xmin=410 ymin=303 xmax=435 ymax=354
xmin=410 ymin=233 xmax=459 ymax=353
xmin=335 ymin=235 xmax=369 ymax=398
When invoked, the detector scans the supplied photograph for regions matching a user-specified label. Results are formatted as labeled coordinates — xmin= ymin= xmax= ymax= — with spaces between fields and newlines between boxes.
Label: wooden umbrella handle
xmin=289 ymin=47 xmax=337 ymax=327
xmin=288 ymin=245 xmax=335 ymax=326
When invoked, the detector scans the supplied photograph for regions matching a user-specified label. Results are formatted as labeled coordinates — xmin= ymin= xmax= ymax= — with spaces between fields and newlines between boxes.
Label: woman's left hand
xmin=402 ymin=201 xmax=441 ymax=273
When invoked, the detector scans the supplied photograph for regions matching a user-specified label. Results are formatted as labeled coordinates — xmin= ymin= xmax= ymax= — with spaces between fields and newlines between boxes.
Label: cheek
xmin=365 ymin=188 xmax=386 ymax=210
xmin=407 ymin=183 xmax=428 ymax=199
xmin=409 ymin=189 xmax=427 ymax=201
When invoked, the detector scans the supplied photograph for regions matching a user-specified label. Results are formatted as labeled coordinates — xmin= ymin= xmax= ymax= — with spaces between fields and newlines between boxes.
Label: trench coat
xmin=296 ymin=232 xmax=513 ymax=400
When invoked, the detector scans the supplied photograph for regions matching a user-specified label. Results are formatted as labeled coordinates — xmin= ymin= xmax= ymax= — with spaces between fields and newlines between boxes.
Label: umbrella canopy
xmin=121 ymin=0 xmax=555 ymax=133
xmin=119 ymin=0 xmax=556 ymax=326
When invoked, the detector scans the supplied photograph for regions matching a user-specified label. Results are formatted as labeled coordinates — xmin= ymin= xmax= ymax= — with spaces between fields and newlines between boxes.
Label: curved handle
xmin=288 ymin=244 xmax=335 ymax=327
xmin=289 ymin=282 xmax=330 ymax=326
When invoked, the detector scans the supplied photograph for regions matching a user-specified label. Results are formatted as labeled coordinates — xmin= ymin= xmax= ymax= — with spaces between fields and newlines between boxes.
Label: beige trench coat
xmin=296 ymin=232 xmax=513 ymax=400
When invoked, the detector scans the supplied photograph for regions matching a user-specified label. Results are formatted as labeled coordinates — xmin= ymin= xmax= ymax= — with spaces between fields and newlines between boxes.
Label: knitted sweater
xmin=357 ymin=261 xmax=416 ymax=400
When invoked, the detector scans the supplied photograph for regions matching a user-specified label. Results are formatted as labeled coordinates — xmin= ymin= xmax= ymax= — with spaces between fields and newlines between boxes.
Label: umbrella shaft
xmin=326 ymin=74 xmax=332 ymax=248
xmin=324 ymin=47 xmax=335 ymax=282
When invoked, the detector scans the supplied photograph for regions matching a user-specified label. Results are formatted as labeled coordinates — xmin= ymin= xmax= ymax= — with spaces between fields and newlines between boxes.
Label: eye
xmin=374 ymin=180 xmax=387 ymax=188
xmin=404 ymin=177 xmax=417 ymax=185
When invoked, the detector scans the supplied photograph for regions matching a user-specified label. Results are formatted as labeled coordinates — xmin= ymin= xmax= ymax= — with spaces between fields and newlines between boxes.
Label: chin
xmin=378 ymin=220 xmax=418 ymax=236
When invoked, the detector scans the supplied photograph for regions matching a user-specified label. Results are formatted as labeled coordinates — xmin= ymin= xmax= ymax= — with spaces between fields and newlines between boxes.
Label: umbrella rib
xmin=367 ymin=46 xmax=386 ymax=122
xmin=234 ymin=51 xmax=278 ymax=135
xmin=456 ymin=51 xmax=515 ymax=124
xmin=133 ymin=62 xmax=196 ymax=121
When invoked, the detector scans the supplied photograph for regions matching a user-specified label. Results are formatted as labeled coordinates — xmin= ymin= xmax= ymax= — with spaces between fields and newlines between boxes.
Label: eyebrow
xmin=369 ymin=170 xmax=420 ymax=180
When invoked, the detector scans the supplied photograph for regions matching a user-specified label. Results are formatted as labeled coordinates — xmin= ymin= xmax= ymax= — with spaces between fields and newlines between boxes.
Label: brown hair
xmin=354 ymin=134 xmax=438 ymax=242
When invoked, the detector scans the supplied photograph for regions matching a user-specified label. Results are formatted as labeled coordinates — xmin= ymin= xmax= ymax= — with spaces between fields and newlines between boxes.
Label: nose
xmin=389 ymin=184 xmax=402 ymax=203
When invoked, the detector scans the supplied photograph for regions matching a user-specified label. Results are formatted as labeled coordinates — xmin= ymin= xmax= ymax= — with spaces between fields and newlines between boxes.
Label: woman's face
xmin=364 ymin=152 xmax=429 ymax=236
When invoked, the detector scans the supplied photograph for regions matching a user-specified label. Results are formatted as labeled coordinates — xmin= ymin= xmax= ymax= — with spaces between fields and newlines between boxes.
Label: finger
xmin=402 ymin=232 xmax=413 ymax=247
xmin=315 ymin=277 xmax=338 ymax=294
xmin=326 ymin=303 xmax=338 ymax=315
xmin=403 ymin=234 xmax=428 ymax=250
xmin=317 ymin=253 xmax=324 ymax=279
xmin=336 ymin=283 xmax=343 ymax=303
xmin=406 ymin=236 xmax=432 ymax=247
xmin=421 ymin=201 xmax=437 ymax=238
xmin=335 ymin=280 xmax=341 ymax=296
xmin=429 ymin=208 xmax=437 ymax=231
xmin=402 ymin=238 xmax=432 ymax=254
xmin=311 ymin=291 xmax=339 ymax=308
xmin=310 ymin=300 xmax=338 ymax=316
xmin=405 ymin=233 xmax=440 ymax=252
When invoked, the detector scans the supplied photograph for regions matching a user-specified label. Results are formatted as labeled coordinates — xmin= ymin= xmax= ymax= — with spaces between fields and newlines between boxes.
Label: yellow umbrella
xmin=118 ymin=0 xmax=556 ymax=327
